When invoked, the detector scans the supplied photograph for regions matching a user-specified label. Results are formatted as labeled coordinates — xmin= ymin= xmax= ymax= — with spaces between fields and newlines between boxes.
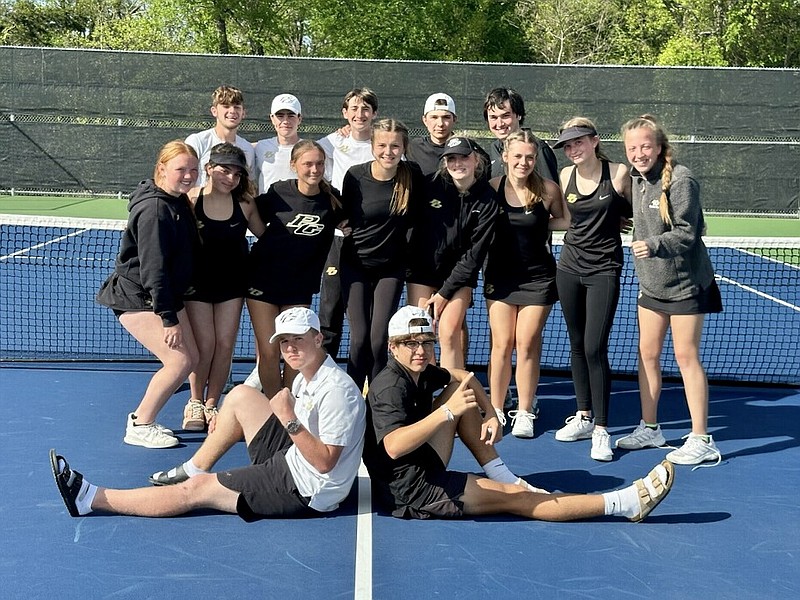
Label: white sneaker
xmin=243 ymin=366 xmax=262 ymax=391
xmin=616 ymin=420 xmax=666 ymax=450
xmin=509 ymin=408 xmax=538 ymax=439
xmin=591 ymin=428 xmax=613 ymax=461
xmin=124 ymin=413 xmax=179 ymax=448
xmin=666 ymin=434 xmax=722 ymax=467
xmin=555 ymin=412 xmax=595 ymax=441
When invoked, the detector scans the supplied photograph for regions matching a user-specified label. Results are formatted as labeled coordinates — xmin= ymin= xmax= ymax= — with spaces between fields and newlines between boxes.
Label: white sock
xmin=603 ymin=463 xmax=669 ymax=517
xmin=515 ymin=477 xmax=551 ymax=494
xmin=482 ymin=457 xmax=518 ymax=484
xmin=76 ymin=480 xmax=98 ymax=515
xmin=182 ymin=458 xmax=207 ymax=477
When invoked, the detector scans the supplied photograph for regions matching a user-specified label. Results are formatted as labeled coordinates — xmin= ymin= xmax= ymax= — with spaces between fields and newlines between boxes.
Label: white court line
xmin=717 ymin=275 xmax=800 ymax=312
xmin=733 ymin=247 xmax=800 ymax=271
xmin=0 ymin=228 xmax=89 ymax=261
xmin=353 ymin=461 xmax=372 ymax=600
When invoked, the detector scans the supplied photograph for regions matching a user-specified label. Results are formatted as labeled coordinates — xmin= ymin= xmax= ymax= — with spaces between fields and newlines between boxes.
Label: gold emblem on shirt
xmin=567 ymin=193 xmax=578 ymax=204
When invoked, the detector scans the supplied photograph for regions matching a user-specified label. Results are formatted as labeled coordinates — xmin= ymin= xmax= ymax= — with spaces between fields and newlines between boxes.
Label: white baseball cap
xmin=271 ymin=93 xmax=302 ymax=115
xmin=269 ymin=307 xmax=320 ymax=343
xmin=388 ymin=306 xmax=434 ymax=338
xmin=423 ymin=93 xmax=456 ymax=117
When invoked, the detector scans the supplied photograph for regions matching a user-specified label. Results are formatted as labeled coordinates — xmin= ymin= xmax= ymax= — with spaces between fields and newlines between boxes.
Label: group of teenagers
xmin=51 ymin=82 xmax=724 ymax=524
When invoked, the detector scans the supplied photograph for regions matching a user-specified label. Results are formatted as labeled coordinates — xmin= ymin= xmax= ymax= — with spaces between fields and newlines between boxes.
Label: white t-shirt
xmin=185 ymin=128 xmax=256 ymax=187
xmin=318 ymin=133 xmax=374 ymax=193
xmin=253 ymin=137 xmax=297 ymax=194
xmin=285 ymin=355 xmax=366 ymax=512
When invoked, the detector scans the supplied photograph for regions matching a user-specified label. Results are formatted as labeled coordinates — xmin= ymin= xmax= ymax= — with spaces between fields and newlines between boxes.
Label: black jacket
xmin=97 ymin=179 xmax=197 ymax=327
xmin=408 ymin=176 xmax=499 ymax=299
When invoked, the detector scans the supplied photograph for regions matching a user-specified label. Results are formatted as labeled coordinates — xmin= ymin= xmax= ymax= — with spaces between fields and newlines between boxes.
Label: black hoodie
xmin=97 ymin=179 xmax=197 ymax=327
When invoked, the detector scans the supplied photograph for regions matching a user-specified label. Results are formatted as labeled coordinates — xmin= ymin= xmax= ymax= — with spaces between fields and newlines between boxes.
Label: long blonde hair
xmin=503 ymin=130 xmax=545 ymax=210
xmin=372 ymin=118 xmax=412 ymax=215
xmin=621 ymin=114 xmax=674 ymax=226
xmin=290 ymin=140 xmax=342 ymax=210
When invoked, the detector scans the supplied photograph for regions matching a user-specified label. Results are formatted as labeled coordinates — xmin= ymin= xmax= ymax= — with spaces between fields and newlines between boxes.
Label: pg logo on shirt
xmin=429 ymin=198 xmax=443 ymax=209
xmin=287 ymin=214 xmax=325 ymax=236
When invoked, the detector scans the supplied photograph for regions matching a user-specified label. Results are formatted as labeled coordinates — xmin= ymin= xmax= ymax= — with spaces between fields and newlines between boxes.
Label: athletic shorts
xmin=217 ymin=414 xmax=313 ymax=522
xmin=384 ymin=453 xmax=470 ymax=520
xmin=638 ymin=280 xmax=723 ymax=315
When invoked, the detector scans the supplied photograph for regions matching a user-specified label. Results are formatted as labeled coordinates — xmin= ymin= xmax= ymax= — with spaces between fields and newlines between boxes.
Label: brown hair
xmin=372 ymin=118 xmax=413 ymax=215
xmin=558 ymin=116 xmax=609 ymax=161
xmin=207 ymin=143 xmax=254 ymax=204
xmin=290 ymin=140 xmax=341 ymax=210
xmin=502 ymin=130 xmax=546 ymax=210
xmin=342 ymin=87 xmax=379 ymax=112
xmin=620 ymin=114 xmax=674 ymax=226
xmin=211 ymin=85 xmax=244 ymax=107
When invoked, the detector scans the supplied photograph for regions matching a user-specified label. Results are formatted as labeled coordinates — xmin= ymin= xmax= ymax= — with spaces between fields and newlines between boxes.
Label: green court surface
xmin=1 ymin=194 xmax=799 ymax=237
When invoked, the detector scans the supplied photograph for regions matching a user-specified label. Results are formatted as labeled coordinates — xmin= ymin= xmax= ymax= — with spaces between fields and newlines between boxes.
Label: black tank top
xmin=484 ymin=176 xmax=556 ymax=285
xmin=559 ymin=160 xmax=630 ymax=276
xmin=194 ymin=189 xmax=249 ymax=264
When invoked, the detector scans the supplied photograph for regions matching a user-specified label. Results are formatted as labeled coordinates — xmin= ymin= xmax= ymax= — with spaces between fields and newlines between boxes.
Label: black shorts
xmin=484 ymin=275 xmax=558 ymax=306
xmin=383 ymin=452 xmax=470 ymax=520
xmin=216 ymin=415 xmax=313 ymax=522
xmin=638 ymin=280 xmax=723 ymax=315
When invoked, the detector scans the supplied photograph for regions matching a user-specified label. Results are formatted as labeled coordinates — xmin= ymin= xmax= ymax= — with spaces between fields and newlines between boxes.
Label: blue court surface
xmin=2 ymin=363 xmax=798 ymax=599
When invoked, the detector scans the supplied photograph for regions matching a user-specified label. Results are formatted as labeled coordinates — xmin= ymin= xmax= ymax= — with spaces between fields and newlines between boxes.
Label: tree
xmin=511 ymin=0 xmax=621 ymax=64
xmin=725 ymin=0 xmax=800 ymax=67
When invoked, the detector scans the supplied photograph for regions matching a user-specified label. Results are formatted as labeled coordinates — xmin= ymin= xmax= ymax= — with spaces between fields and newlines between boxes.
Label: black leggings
xmin=318 ymin=236 xmax=345 ymax=359
xmin=555 ymin=270 xmax=620 ymax=427
xmin=341 ymin=261 xmax=404 ymax=389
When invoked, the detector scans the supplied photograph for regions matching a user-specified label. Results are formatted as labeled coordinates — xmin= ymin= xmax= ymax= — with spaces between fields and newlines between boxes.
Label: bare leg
xmin=437 ymin=287 xmax=472 ymax=370
xmin=461 ymin=475 xmax=606 ymax=521
xmin=119 ymin=309 xmax=199 ymax=423
xmin=513 ymin=304 xmax=551 ymax=412
xmin=246 ymin=299 xmax=282 ymax=398
xmin=205 ymin=298 xmax=244 ymax=405
xmin=637 ymin=306 xmax=670 ymax=424
xmin=94 ymin=473 xmax=239 ymax=517
xmin=191 ymin=384 xmax=276 ymax=471
xmin=185 ymin=301 xmax=214 ymax=401
xmin=671 ymin=314 xmax=709 ymax=435
xmin=487 ymin=300 xmax=515 ymax=413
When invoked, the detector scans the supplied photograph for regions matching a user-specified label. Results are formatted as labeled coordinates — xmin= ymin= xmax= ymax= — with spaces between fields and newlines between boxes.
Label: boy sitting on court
xmin=362 ymin=305 xmax=675 ymax=522
xmin=186 ymin=84 xmax=256 ymax=186
xmin=51 ymin=308 xmax=366 ymax=521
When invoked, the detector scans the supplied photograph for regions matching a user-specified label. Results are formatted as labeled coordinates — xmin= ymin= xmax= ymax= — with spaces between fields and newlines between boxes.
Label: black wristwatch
xmin=285 ymin=419 xmax=303 ymax=435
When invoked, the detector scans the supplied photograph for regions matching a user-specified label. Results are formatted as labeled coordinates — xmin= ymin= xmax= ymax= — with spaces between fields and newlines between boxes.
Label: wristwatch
xmin=285 ymin=419 xmax=303 ymax=435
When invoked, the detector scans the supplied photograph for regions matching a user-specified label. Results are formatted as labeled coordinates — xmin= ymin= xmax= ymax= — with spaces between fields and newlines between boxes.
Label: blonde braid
xmin=659 ymin=145 xmax=674 ymax=226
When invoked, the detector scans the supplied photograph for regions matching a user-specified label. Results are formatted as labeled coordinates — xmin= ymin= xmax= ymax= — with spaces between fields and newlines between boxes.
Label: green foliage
xmin=724 ymin=0 xmax=800 ymax=67
xmin=1 ymin=0 xmax=798 ymax=66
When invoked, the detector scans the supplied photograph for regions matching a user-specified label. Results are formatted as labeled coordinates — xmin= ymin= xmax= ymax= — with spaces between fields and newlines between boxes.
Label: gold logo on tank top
xmin=567 ymin=193 xmax=578 ymax=204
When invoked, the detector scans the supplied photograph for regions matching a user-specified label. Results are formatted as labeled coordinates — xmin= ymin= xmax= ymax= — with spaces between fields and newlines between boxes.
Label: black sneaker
xmin=49 ymin=449 xmax=85 ymax=517
xmin=149 ymin=463 xmax=190 ymax=486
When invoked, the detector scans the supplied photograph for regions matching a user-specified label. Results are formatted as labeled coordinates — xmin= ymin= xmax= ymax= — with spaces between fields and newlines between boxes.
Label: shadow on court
xmin=1 ymin=364 xmax=798 ymax=599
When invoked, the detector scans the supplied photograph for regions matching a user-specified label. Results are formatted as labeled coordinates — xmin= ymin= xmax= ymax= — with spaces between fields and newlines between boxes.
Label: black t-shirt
xmin=363 ymin=358 xmax=451 ymax=504
xmin=250 ymin=180 xmax=341 ymax=294
xmin=340 ymin=161 xmax=424 ymax=271
xmin=406 ymin=137 xmax=446 ymax=176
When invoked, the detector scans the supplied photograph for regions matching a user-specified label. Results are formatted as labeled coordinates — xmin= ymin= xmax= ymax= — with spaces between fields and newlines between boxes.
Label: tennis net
xmin=2 ymin=214 xmax=798 ymax=385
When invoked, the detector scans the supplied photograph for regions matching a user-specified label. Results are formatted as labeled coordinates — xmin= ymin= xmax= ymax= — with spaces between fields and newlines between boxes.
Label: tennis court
xmin=1 ymin=214 xmax=799 ymax=599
